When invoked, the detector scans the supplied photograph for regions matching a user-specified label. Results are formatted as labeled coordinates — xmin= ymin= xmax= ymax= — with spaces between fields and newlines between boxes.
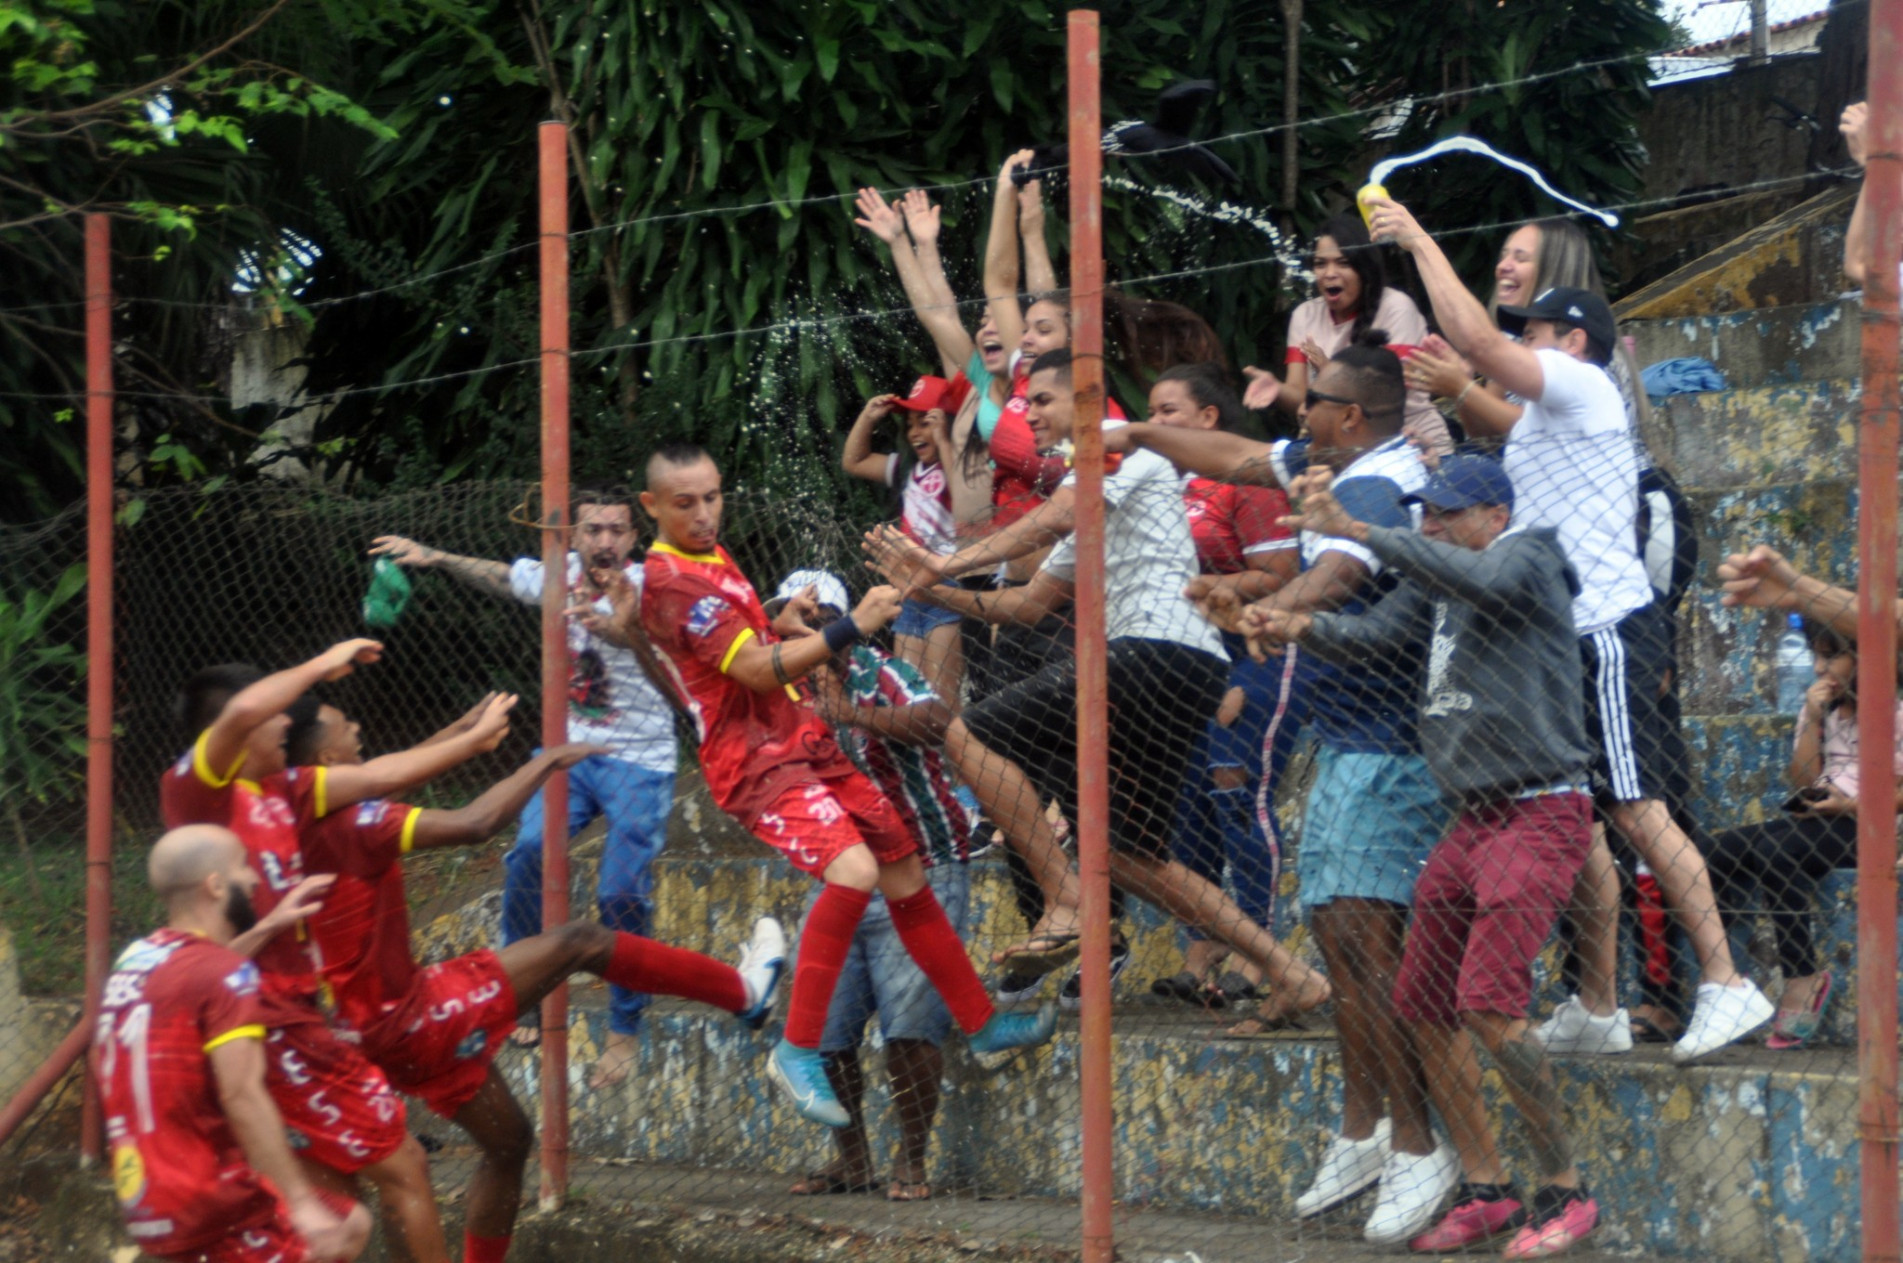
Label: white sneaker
xmin=1294 ymin=1118 xmax=1392 ymax=1218
xmin=1362 ymin=1141 xmax=1460 ymax=1245
xmin=1532 ymin=994 xmax=1634 ymax=1055
xmin=1673 ymin=980 xmax=1774 ymax=1063
xmin=735 ymin=917 xmax=787 ymax=1029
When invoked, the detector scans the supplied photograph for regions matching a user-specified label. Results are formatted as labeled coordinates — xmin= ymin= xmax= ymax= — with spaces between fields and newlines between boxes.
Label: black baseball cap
xmin=1496 ymin=286 xmax=1616 ymax=366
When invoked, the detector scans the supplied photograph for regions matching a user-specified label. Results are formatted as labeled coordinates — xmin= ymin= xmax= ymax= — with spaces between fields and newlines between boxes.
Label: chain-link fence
xmin=0 ymin=351 xmax=1888 ymax=1263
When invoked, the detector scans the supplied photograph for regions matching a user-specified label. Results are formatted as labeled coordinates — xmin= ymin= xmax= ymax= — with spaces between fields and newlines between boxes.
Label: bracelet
xmin=1454 ymin=379 xmax=1478 ymax=408
xmin=770 ymin=643 xmax=793 ymax=687
xmin=822 ymin=617 xmax=863 ymax=655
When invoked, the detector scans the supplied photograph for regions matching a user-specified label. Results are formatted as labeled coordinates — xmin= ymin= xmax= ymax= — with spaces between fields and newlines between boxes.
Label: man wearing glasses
xmin=369 ymin=489 xmax=681 ymax=1087
xmin=1109 ymin=335 xmax=1460 ymax=1245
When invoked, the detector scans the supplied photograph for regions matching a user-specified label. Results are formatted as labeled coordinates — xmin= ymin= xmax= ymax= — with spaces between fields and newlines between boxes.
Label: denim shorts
xmin=808 ymin=862 xmax=971 ymax=1051
xmin=894 ymin=593 xmax=963 ymax=638
xmin=1296 ymin=746 xmax=1450 ymax=910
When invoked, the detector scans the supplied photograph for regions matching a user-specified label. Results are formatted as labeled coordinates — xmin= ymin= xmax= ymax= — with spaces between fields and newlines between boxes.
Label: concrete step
xmin=1625 ymin=297 xmax=1862 ymax=392
xmin=1646 ymin=379 xmax=1859 ymax=491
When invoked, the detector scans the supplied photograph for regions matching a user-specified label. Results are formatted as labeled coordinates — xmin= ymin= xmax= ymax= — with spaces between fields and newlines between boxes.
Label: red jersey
xmin=641 ymin=542 xmax=856 ymax=826
xmin=298 ymin=796 xmax=423 ymax=1033
xmin=159 ymin=730 xmax=247 ymax=829
xmin=1184 ymin=478 xmax=1296 ymax=575
xmin=230 ymin=770 xmax=327 ymax=1011
xmin=95 ymin=930 xmax=279 ymax=1256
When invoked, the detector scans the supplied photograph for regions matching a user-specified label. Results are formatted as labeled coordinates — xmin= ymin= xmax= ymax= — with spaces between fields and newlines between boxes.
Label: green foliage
xmin=0 ymin=564 xmax=88 ymax=811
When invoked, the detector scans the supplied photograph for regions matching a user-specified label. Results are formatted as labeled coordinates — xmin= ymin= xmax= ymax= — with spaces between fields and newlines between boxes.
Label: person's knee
xmin=1460 ymin=1010 xmax=1515 ymax=1055
xmin=823 ymin=846 xmax=881 ymax=892
xmin=1209 ymin=765 xmax=1252 ymax=793
xmin=553 ymin=919 xmax=613 ymax=967
xmin=364 ymin=1134 xmax=433 ymax=1196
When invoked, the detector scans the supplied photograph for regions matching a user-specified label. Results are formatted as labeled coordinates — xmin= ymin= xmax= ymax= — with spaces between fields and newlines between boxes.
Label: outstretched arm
xmin=843 ymin=395 xmax=901 ymax=484
xmin=810 ymin=669 xmax=953 ymax=747
xmin=919 ymin=569 xmax=1072 ymax=627
xmin=856 ymin=188 xmax=973 ymax=375
xmin=1716 ymin=545 xmax=1868 ymax=641
xmin=984 ymin=151 xmax=1034 ymax=355
xmin=407 ymin=744 xmax=606 ymax=851
xmin=866 ymin=485 xmax=1077 ymax=584
xmin=1844 ymin=102 xmax=1872 ymax=286
xmin=200 ymin=640 xmax=383 ymax=785
xmin=1366 ymin=194 xmax=1545 ymax=408
xmin=1115 ymin=422 xmax=1283 ymax=485
xmin=320 ymin=694 xmax=518 ymax=814
xmin=1018 ymin=176 xmax=1058 ymax=295
xmin=367 ymin=536 xmax=512 ymax=600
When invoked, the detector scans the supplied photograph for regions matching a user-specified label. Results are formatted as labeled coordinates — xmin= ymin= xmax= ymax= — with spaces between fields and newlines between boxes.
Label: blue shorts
xmin=808 ymin=862 xmax=971 ymax=1052
xmin=894 ymin=593 xmax=963 ymax=638
xmin=1297 ymin=747 xmax=1449 ymax=911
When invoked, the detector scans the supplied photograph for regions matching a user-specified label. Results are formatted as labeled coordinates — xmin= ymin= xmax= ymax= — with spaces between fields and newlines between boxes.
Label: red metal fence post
xmin=1065 ymin=14 xmax=1114 ymax=1263
xmin=1859 ymin=1 xmax=1902 ymax=1259
xmin=80 ymin=212 xmax=115 ymax=1167
xmin=536 ymin=119 xmax=574 ymax=1212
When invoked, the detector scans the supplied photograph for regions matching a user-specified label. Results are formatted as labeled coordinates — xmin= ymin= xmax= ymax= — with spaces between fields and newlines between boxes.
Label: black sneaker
xmin=993 ymin=968 xmax=1049 ymax=1003
xmin=1059 ymin=938 xmax=1132 ymax=1011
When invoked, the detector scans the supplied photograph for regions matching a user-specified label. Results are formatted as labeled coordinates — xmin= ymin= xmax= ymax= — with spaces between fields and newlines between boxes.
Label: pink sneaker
xmin=1408 ymin=1183 xmax=1524 ymax=1251
xmin=1502 ymin=1185 xmax=1599 ymax=1259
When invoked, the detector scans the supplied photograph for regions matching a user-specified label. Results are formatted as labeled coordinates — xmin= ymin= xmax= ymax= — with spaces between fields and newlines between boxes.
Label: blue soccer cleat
xmin=767 ymin=1039 xmax=851 ymax=1128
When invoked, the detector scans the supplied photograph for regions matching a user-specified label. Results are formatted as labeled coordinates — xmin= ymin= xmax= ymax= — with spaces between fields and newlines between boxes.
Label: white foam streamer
xmin=1369 ymin=137 xmax=1620 ymax=228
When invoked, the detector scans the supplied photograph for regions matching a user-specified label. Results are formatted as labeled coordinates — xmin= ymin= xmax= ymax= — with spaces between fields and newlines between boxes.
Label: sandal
xmin=507 ymin=1013 xmax=541 ymax=1050
xmin=1151 ymin=971 xmax=1206 ymax=1004
xmin=1767 ymin=970 xmax=1834 ymax=1050
xmin=1209 ymin=971 xmax=1260 ymax=1007
xmin=991 ymin=931 xmax=1082 ymax=975
xmin=789 ymin=1172 xmax=880 ymax=1196
xmin=886 ymin=1179 xmax=934 ymax=1202
xmin=1629 ymin=1008 xmax=1680 ymax=1044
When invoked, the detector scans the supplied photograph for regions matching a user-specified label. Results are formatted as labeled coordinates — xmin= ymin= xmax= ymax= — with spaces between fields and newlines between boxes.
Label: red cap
xmin=894 ymin=375 xmax=971 ymax=414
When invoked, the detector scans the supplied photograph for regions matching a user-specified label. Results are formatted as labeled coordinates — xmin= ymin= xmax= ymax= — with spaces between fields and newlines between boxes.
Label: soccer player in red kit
xmin=627 ymin=442 xmax=1055 ymax=1129
xmin=163 ymin=643 xmax=517 ymax=1263
xmin=280 ymin=707 xmax=784 ymax=1263
xmin=98 ymin=823 xmax=372 ymax=1263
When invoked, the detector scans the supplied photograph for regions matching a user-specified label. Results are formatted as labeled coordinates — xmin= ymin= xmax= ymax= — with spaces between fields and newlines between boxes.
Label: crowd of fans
xmin=90 ymin=103 xmax=1894 ymax=1263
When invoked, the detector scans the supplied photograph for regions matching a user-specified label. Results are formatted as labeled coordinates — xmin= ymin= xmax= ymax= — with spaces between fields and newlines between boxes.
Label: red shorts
xmin=262 ymin=1000 xmax=407 ymax=1174
xmin=1392 ymin=793 xmax=1594 ymax=1028
xmin=157 ymin=1206 xmax=308 ymax=1263
xmin=749 ymin=773 xmax=918 ymax=878
xmin=359 ymin=949 xmax=518 ymax=1118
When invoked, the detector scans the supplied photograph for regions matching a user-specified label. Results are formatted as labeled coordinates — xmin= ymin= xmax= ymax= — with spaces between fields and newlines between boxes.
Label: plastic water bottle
xmin=1775 ymin=612 xmax=1813 ymax=714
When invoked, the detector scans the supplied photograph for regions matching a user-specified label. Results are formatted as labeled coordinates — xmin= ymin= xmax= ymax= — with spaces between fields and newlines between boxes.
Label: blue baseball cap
xmin=1404 ymin=455 xmax=1515 ymax=511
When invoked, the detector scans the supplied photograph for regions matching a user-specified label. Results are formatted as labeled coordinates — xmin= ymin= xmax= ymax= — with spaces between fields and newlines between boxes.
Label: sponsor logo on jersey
xmin=224 ymin=960 xmax=261 ymax=995
xmin=111 ymin=1143 xmax=146 ymax=1207
xmin=686 ymin=595 xmax=727 ymax=637
xmin=454 ymin=1030 xmax=489 ymax=1060
xmin=355 ymin=800 xmax=391 ymax=826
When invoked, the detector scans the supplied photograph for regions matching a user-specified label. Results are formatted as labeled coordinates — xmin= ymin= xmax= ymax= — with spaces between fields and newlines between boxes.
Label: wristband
xmin=1454 ymin=379 xmax=1478 ymax=408
xmin=823 ymin=617 xmax=863 ymax=655
xmin=771 ymin=643 xmax=793 ymax=687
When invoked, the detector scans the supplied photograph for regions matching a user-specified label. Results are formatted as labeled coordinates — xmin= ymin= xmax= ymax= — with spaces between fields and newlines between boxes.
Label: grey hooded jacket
xmin=1302 ymin=525 xmax=1592 ymax=802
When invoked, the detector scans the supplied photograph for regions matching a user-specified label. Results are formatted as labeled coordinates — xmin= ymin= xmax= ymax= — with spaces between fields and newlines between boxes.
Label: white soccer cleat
xmin=735 ymin=916 xmax=786 ymax=1030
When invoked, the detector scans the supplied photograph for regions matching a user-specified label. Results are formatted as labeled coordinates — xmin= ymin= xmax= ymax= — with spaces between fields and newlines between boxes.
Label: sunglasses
xmin=1303 ymin=388 xmax=1356 ymax=410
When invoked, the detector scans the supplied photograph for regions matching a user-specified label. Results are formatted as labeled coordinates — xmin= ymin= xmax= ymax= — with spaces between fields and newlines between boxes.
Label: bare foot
xmin=789 ymin=1159 xmax=877 ymax=1195
xmin=588 ymin=1031 xmax=640 ymax=1089
xmin=507 ymin=1018 xmax=540 ymax=1050
xmin=1233 ymin=970 xmax=1332 ymax=1033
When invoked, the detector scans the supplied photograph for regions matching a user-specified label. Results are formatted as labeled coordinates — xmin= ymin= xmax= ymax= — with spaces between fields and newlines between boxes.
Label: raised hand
xmin=258 ymin=875 xmax=336 ymax=937
xmin=862 ymin=524 xmax=944 ymax=595
xmin=367 ymin=535 xmax=439 ymax=567
xmin=1843 ymin=101 xmax=1869 ymax=168
xmin=772 ymin=585 xmax=821 ymax=639
xmin=1362 ymin=194 xmax=1429 ymax=253
xmin=1300 ymin=338 xmax=1330 ymax=374
xmin=547 ymin=743 xmax=612 ymax=769
xmin=317 ymin=639 xmax=384 ymax=682
xmin=467 ymin=693 xmax=518 ymax=751
xmin=1716 ymin=544 xmax=1800 ymax=610
xmin=1281 ymin=468 xmax=1360 ymax=540
xmin=1241 ymin=365 xmax=1282 ymax=411
xmin=899 ymin=188 xmax=941 ymax=247
xmin=853 ymin=186 xmax=906 ymax=245
xmin=850 ymin=584 xmax=906 ymax=635
xmin=1404 ymin=344 xmax=1473 ymax=400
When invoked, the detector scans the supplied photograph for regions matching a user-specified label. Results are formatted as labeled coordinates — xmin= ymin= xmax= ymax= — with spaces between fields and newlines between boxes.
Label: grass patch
xmin=0 ymin=834 xmax=160 ymax=996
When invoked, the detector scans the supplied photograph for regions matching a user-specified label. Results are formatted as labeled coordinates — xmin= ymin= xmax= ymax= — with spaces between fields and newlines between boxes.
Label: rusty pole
xmin=1066 ymin=13 xmax=1114 ymax=1263
xmin=80 ymin=213 xmax=115 ymax=1166
xmin=1858 ymin=0 xmax=1902 ymax=1259
xmin=536 ymin=119 xmax=574 ymax=1212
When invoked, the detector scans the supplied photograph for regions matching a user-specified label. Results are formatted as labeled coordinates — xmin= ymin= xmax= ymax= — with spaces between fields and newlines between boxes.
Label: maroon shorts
xmin=262 ymin=999 xmax=406 ymax=1174
xmin=359 ymin=949 xmax=518 ymax=1118
xmin=749 ymin=773 xmax=918 ymax=878
xmin=156 ymin=1210 xmax=309 ymax=1263
xmin=1392 ymin=793 xmax=1594 ymax=1027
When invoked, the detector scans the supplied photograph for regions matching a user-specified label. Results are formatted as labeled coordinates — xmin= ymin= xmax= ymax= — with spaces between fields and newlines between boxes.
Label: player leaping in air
xmin=616 ymin=442 xmax=1055 ymax=1128
xmin=279 ymin=700 xmax=784 ymax=1263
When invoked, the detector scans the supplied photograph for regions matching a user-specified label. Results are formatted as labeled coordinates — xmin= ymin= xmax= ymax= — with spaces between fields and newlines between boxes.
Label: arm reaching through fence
xmin=368 ymin=535 xmax=512 ymax=600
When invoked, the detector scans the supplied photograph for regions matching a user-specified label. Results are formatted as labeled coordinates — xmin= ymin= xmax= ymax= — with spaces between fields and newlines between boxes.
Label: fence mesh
xmin=0 ymin=368 xmax=1884 ymax=1263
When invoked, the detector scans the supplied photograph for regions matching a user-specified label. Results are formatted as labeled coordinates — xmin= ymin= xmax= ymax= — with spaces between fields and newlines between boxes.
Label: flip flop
xmin=1151 ymin=971 xmax=1205 ymax=1004
xmin=992 ymin=931 xmax=1082 ymax=975
xmin=1629 ymin=1013 xmax=1678 ymax=1044
xmin=508 ymin=1014 xmax=541 ymax=1050
xmin=886 ymin=1179 xmax=934 ymax=1202
xmin=789 ymin=1172 xmax=880 ymax=1196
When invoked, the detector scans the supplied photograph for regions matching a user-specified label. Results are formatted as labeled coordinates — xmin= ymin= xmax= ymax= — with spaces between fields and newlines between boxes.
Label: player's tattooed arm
xmin=368 ymin=535 xmax=512 ymax=600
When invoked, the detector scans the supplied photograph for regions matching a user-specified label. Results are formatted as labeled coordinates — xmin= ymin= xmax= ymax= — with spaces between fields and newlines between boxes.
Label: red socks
xmin=604 ymin=933 xmax=747 ymax=1014
xmin=784 ymin=885 xmax=872 ymax=1048
xmin=465 ymin=1232 xmax=511 ymax=1263
xmin=886 ymin=885 xmax=995 ymax=1035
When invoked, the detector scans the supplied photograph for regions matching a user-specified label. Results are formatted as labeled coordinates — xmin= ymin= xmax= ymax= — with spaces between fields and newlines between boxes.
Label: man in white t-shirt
xmin=865 ymin=349 xmax=1330 ymax=1023
xmin=1368 ymin=192 xmax=1775 ymax=1065
xmin=369 ymin=491 xmax=682 ymax=1086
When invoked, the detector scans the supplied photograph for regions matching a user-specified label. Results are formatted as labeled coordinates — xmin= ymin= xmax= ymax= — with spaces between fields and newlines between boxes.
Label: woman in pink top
xmin=1240 ymin=213 xmax=1451 ymax=454
xmin=1700 ymin=620 xmax=1903 ymax=1048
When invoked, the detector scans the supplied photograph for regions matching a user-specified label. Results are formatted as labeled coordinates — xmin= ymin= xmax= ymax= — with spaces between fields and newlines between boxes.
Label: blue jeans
xmin=502 ymin=754 xmax=674 ymax=1035
xmin=1174 ymin=642 xmax=1305 ymax=942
